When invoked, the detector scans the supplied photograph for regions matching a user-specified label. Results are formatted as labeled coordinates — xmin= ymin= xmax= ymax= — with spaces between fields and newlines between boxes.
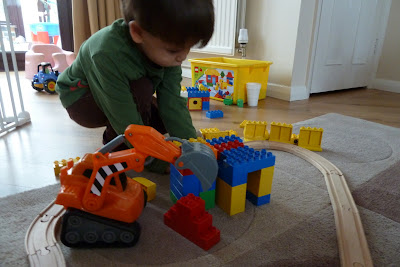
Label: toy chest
xmin=189 ymin=57 xmax=272 ymax=104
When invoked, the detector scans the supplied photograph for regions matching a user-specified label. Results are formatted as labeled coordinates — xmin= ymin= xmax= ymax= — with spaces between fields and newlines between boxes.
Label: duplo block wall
xmin=207 ymin=136 xmax=276 ymax=216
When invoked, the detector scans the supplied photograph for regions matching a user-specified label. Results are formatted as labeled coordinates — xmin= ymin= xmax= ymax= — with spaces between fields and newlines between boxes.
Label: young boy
xmin=56 ymin=0 xmax=214 ymax=171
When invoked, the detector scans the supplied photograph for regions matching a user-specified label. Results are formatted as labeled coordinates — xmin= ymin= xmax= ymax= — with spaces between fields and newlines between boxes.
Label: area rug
xmin=1 ymin=113 xmax=399 ymax=266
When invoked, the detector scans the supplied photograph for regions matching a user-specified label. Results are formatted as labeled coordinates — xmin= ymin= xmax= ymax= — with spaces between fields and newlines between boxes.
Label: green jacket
xmin=56 ymin=19 xmax=196 ymax=140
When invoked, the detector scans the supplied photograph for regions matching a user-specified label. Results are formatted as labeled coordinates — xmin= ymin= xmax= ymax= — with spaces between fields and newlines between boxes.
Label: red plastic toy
xmin=164 ymin=193 xmax=220 ymax=250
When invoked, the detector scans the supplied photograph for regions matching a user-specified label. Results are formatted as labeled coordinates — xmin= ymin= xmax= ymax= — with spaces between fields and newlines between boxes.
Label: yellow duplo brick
xmin=247 ymin=166 xmax=275 ymax=196
xmin=200 ymin=128 xmax=219 ymax=135
xmin=54 ymin=157 xmax=80 ymax=176
xmin=298 ymin=127 xmax=310 ymax=144
xmin=269 ymin=122 xmax=281 ymax=141
xmin=133 ymin=177 xmax=156 ymax=201
xmin=188 ymin=97 xmax=202 ymax=110
xmin=269 ymin=122 xmax=293 ymax=143
xmin=253 ymin=122 xmax=267 ymax=140
xmin=172 ymin=140 xmax=182 ymax=147
xmin=216 ymin=178 xmax=247 ymax=216
xmin=243 ymin=121 xmax=268 ymax=141
xmin=280 ymin=125 xmax=292 ymax=142
xmin=229 ymin=130 xmax=238 ymax=136
xmin=239 ymin=120 xmax=249 ymax=128
xmin=298 ymin=127 xmax=323 ymax=151
xmin=208 ymin=131 xmax=230 ymax=140
xmin=244 ymin=123 xmax=256 ymax=140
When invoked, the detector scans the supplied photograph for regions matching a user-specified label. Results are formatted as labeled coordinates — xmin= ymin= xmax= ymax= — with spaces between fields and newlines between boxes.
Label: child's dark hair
xmin=121 ymin=0 xmax=214 ymax=48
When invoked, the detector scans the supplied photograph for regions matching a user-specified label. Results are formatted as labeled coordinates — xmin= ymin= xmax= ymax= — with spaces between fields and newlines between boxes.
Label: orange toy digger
xmin=55 ymin=125 xmax=218 ymax=248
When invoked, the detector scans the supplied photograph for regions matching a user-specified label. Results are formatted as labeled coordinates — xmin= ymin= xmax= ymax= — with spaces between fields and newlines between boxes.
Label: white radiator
xmin=191 ymin=0 xmax=239 ymax=55
xmin=0 ymin=1 xmax=30 ymax=135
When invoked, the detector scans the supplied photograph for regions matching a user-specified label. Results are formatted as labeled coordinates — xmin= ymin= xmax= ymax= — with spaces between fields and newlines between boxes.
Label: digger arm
xmin=124 ymin=125 xmax=182 ymax=164
xmin=124 ymin=125 xmax=218 ymax=191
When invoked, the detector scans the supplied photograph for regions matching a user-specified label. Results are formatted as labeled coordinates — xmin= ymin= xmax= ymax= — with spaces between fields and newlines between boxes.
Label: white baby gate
xmin=0 ymin=0 xmax=30 ymax=135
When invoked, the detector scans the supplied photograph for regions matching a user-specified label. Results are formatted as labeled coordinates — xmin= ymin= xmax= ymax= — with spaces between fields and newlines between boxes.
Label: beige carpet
xmin=1 ymin=113 xmax=400 ymax=266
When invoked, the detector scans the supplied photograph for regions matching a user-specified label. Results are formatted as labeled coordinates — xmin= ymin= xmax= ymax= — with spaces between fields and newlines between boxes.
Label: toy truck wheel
xmin=31 ymin=81 xmax=43 ymax=92
xmin=120 ymin=231 xmax=135 ymax=243
xmin=44 ymin=79 xmax=57 ymax=94
xmin=65 ymin=231 xmax=80 ymax=244
xmin=83 ymin=232 xmax=99 ymax=243
xmin=102 ymin=231 xmax=116 ymax=243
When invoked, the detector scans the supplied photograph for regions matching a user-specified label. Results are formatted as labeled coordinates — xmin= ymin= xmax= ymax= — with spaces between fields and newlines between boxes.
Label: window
xmin=1 ymin=0 xmax=61 ymax=52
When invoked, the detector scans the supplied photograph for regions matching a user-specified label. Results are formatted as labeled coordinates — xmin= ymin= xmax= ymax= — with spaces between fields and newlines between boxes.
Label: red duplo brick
xmin=164 ymin=193 xmax=220 ymax=250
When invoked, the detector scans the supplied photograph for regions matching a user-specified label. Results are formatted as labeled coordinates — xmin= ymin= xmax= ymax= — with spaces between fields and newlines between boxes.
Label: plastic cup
xmin=246 ymin=83 xmax=261 ymax=107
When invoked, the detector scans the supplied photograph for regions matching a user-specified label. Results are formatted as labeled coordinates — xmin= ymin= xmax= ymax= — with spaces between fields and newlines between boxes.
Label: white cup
xmin=246 ymin=83 xmax=261 ymax=107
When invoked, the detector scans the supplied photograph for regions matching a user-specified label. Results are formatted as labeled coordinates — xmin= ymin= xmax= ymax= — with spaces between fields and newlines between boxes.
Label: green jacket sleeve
xmin=87 ymin=53 xmax=144 ymax=135
xmin=156 ymin=66 xmax=196 ymax=139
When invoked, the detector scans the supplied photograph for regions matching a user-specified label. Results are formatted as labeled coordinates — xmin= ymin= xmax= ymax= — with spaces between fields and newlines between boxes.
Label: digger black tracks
xmin=61 ymin=208 xmax=141 ymax=248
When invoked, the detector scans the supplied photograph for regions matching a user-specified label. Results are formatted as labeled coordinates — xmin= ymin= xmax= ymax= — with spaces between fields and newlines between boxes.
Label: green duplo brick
xmin=223 ymin=98 xmax=233 ymax=105
xmin=170 ymin=190 xmax=178 ymax=203
xmin=200 ymin=189 xmax=216 ymax=210
xmin=237 ymin=99 xmax=244 ymax=107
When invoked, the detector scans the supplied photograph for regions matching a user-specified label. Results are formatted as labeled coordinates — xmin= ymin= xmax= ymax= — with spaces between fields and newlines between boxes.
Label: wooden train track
xmin=248 ymin=140 xmax=373 ymax=267
xmin=25 ymin=141 xmax=372 ymax=267
xmin=25 ymin=200 xmax=66 ymax=267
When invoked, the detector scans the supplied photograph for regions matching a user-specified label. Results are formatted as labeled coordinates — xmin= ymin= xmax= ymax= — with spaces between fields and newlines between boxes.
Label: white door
xmin=311 ymin=0 xmax=380 ymax=93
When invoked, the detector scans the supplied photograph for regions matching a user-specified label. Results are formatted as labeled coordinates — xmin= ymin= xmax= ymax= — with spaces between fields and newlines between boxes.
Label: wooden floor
xmin=1 ymin=73 xmax=399 ymax=197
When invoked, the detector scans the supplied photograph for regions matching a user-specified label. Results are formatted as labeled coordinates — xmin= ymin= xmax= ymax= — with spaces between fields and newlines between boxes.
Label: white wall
xmin=289 ymin=0 xmax=317 ymax=101
xmin=245 ymin=0 xmax=301 ymax=100
xmin=372 ymin=0 xmax=400 ymax=93
xmin=185 ymin=0 xmax=398 ymax=101
xmin=184 ymin=0 xmax=302 ymax=101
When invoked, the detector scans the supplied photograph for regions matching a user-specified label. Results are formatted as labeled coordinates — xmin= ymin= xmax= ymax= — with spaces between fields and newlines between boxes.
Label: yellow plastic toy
xmin=53 ymin=157 xmax=80 ymax=176
xmin=269 ymin=122 xmax=294 ymax=144
xmin=239 ymin=120 xmax=324 ymax=151
xmin=298 ymin=127 xmax=323 ymax=151
xmin=240 ymin=120 xmax=269 ymax=141
xmin=133 ymin=177 xmax=157 ymax=201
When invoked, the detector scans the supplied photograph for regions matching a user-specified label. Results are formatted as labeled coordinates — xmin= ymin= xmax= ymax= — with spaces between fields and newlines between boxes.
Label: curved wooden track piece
xmin=25 ymin=200 xmax=66 ymax=267
xmin=25 ymin=141 xmax=373 ymax=267
xmin=248 ymin=140 xmax=373 ymax=267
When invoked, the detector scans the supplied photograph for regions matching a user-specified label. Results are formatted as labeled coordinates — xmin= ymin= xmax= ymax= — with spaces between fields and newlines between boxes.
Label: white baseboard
xmin=266 ymin=83 xmax=291 ymax=101
xmin=267 ymin=83 xmax=311 ymax=101
xmin=369 ymin=78 xmax=400 ymax=93
xmin=182 ymin=65 xmax=192 ymax=78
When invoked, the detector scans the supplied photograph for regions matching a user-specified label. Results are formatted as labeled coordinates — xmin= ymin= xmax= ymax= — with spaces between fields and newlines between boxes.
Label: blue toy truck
xmin=31 ymin=62 xmax=60 ymax=94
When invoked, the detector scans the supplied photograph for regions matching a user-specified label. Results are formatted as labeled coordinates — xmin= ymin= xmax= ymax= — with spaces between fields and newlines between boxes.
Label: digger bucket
xmin=173 ymin=140 xmax=218 ymax=191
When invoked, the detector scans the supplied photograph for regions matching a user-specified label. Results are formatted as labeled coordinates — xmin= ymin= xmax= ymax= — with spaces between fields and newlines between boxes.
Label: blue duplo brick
xmin=202 ymin=101 xmax=210 ymax=110
xmin=217 ymin=146 xmax=275 ymax=186
xmin=206 ymin=110 xmax=223 ymax=119
xmin=182 ymin=174 xmax=202 ymax=196
xmin=207 ymin=135 xmax=243 ymax=145
xmin=222 ymin=146 xmax=276 ymax=172
xmin=246 ymin=192 xmax=271 ymax=206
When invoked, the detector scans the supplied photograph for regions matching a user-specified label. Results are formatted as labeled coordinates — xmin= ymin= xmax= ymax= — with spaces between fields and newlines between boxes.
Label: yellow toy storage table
xmin=189 ymin=57 xmax=272 ymax=104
